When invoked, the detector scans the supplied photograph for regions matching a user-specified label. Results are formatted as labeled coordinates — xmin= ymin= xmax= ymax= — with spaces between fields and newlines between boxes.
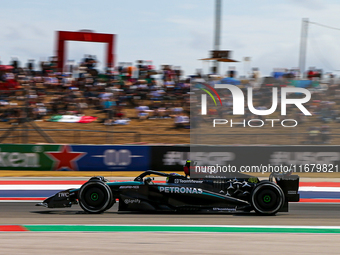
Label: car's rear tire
xmin=251 ymin=181 xmax=284 ymax=215
xmin=78 ymin=181 xmax=113 ymax=214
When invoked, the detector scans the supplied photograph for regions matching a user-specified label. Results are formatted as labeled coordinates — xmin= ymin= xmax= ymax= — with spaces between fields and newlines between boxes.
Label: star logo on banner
xmin=45 ymin=145 xmax=86 ymax=171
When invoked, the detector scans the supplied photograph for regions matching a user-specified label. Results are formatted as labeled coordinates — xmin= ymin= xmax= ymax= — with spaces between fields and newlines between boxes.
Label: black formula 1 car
xmin=36 ymin=166 xmax=300 ymax=215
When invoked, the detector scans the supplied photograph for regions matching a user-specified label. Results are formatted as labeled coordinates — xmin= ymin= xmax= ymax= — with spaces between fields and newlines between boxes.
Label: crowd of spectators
xmin=1 ymin=57 xmax=340 ymax=142
xmin=302 ymin=126 xmax=332 ymax=144
xmin=0 ymin=56 xmax=191 ymax=128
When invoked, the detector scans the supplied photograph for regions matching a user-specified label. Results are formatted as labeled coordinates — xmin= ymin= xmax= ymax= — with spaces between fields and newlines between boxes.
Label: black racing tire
xmin=78 ymin=181 xmax=113 ymax=214
xmin=105 ymin=196 xmax=116 ymax=211
xmin=251 ymin=181 xmax=285 ymax=215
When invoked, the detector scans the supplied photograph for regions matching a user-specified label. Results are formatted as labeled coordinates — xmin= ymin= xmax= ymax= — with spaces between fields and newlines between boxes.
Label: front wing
xmin=36 ymin=189 xmax=78 ymax=208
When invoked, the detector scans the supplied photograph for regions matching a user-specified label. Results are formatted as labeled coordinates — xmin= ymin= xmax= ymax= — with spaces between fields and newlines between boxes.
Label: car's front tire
xmin=78 ymin=181 xmax=113 ymax=214
xmin=251 ymin=181 xmax=285 ymax=215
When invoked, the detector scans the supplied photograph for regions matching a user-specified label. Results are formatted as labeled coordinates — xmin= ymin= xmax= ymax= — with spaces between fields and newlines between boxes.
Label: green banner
xmin=0 ymin=144 xmax=60 ymax=170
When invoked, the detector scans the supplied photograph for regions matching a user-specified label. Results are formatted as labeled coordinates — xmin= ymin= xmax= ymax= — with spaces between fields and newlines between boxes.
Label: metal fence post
xmin=106 ymin=126 xmax=110 ymax=144
xmin=135 ymin=133 xmax=141 ymax=143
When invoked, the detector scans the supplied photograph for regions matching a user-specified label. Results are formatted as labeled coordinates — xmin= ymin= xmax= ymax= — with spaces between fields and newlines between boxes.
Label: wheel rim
xmin=84 ymin=187 xmax=106 ymax=208
xmin=91 ymin=192 xmax=99 ymax=201
xmin=256 ymin=189 xmax=277 ymax=210
xmin=263 ymin=195 xmax=271 ymax=203
xmin=252 ymin=183 xmax=284 ymax=214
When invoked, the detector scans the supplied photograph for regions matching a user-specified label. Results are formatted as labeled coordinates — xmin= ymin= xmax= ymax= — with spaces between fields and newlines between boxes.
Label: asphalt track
xmin=0 ymin=202 xmax=339 ymax=225
xmin=1 ymin=174 xmax=340 ymax=254
xmin=1 ymin=202 xmax=340 ymax=255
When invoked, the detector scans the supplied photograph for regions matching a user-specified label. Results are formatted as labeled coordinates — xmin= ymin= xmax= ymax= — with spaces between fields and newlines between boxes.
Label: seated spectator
xmin=44 ymin=73 xmax=59 ymax=88
xmin=135 ymin=105 xmax=150 ymax=120
xmin=157 ymin=103 xmax=171 ymax=118
xmin=303 ymin=127 xmax=320 ymax=144
xmin=112 ymin=108 xmax=130 ymax=125
xmin=114 ymin=107 xmax=124 ymax=118
xmin=164 ymin=78 xmax=175 ymax=89
xmin=149 ymin=101 xmax=171 ymax=119
xmin=112 ymin=119 xmax=130 ymax=125
xmin=171 ymin=104 xmax=183 ymax=117
xmin=34 ymin=103 xmax=47 ymax=120
xmin=76 ymin=99 xmax=88 ymax=114
xmin=174 ymin=113 xmax=190 ymax=129
xmin=149 ymin=87 xmax=165 ymax=101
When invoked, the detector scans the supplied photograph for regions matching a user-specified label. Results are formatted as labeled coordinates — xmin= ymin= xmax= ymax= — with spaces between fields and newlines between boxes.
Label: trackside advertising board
xmin=1 ymin=144 xmax=340 ymax=172
xmin=0 ymin=144 xmax=150 ymax=171
xmin=150 ymin=145 xmax=340 ymax=173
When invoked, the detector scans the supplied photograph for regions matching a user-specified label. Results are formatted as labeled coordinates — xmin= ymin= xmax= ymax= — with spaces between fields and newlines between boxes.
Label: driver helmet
xmin=183 ymin=160 xmax=192 ymax=177
xmin=144 ymin=177 xmax=154 ymax=185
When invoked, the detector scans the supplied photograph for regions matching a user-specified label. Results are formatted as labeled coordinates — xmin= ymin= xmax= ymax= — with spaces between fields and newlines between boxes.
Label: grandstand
xmin=0 ymin=55 xmax=339 ymax=145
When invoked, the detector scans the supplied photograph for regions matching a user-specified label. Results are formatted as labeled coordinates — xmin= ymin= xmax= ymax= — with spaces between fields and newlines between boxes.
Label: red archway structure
xmin=56 ymin=31 xmax=115 ymax=72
